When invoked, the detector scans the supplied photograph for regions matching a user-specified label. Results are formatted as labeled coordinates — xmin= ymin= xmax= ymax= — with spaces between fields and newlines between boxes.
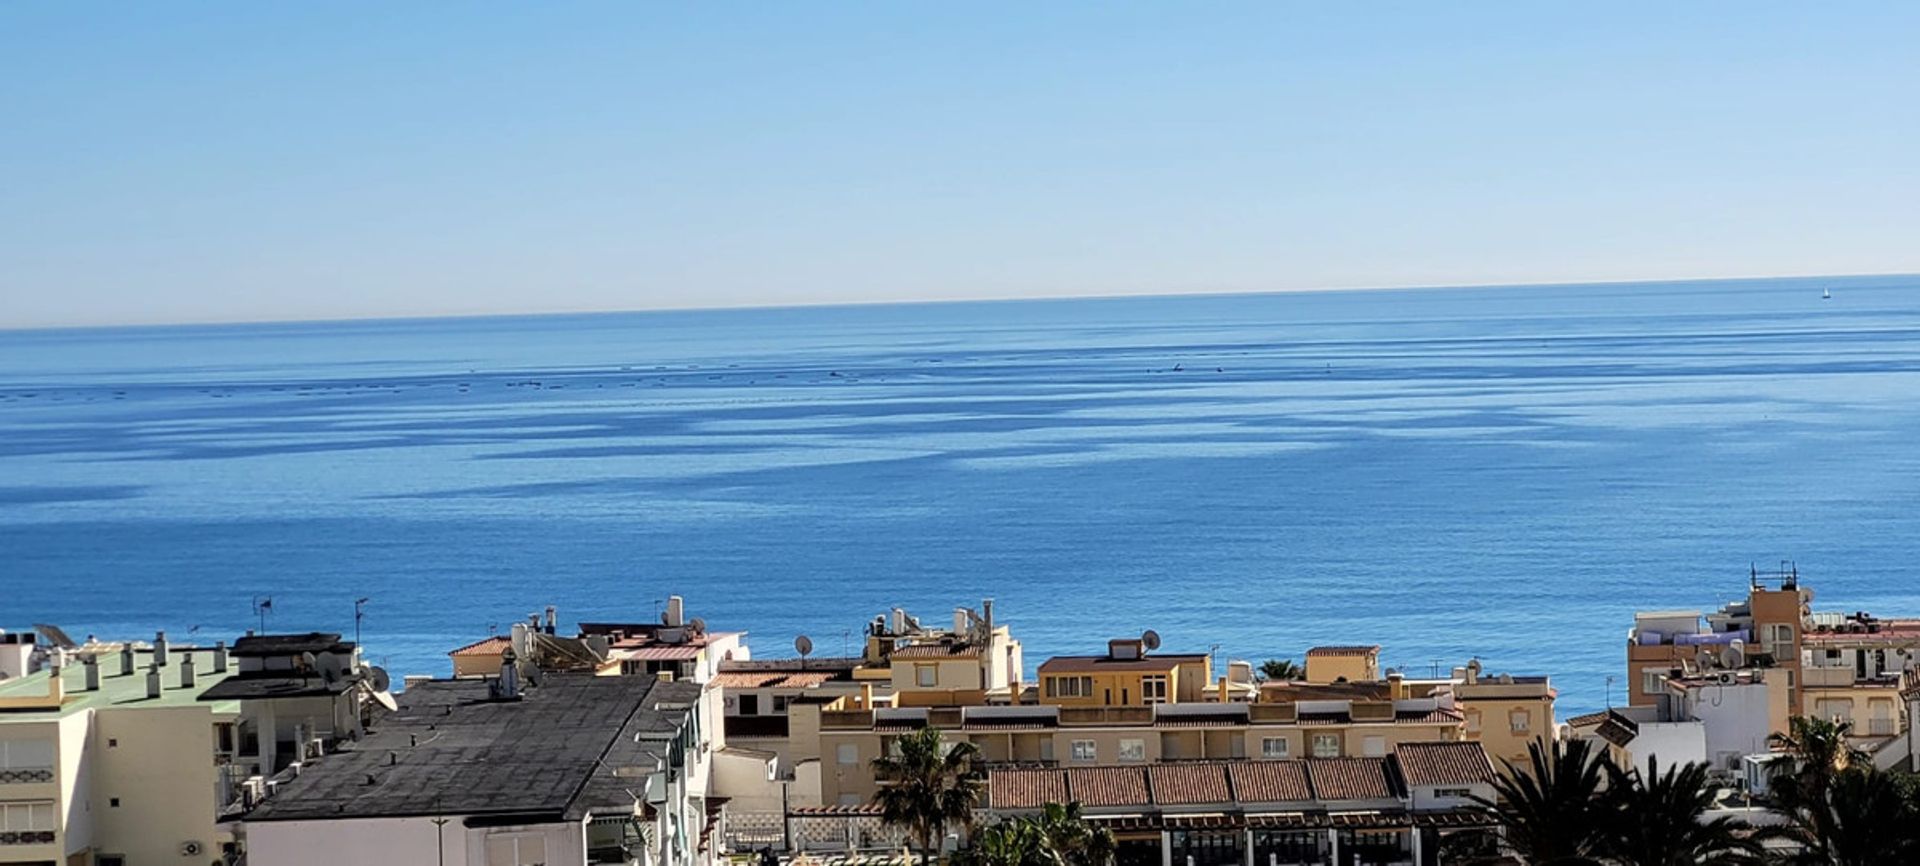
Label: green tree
xmin=1031 ymin=802 xmax=1115 ymax=866
xmin=1768 ymin=767 xmax=1920 ymax=865
xmin=872 ymin=726 xmax=985 ymax=864
xmin=1471 ymin=737 xmax=1610 ymax=865
xmin=1258 ymin=659 xmax=1302 ymax=681
xmin=1767 ymin=717 xmax=1868 ymax=806
xmin=1600 ymin=756 xmax=1764 ymax=865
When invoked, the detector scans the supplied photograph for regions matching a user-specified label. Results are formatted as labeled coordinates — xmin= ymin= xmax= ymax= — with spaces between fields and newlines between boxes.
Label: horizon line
xmin=3 ymin=269 xmax=1911 ymax=335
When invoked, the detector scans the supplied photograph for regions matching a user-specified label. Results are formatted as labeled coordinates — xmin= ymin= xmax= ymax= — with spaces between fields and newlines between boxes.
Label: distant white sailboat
xmin=1823 ymin=288 xmax=1832 ymax=300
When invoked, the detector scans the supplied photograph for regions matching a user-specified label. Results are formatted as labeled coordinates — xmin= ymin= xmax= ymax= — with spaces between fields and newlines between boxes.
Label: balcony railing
xmin=0 ymin=768 xmax=54 ymax=784
xmin=0 ymin=830 xmax=57 ymax=845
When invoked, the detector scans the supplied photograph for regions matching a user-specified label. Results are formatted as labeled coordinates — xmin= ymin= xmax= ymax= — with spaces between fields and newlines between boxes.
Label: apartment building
xmin=979 ymin=742 xmax=1500 ymax=866
xmin=0 ymin=633 xmax=240 ymax=866
xmin=1036 ymin=638 xmax=1209 ymax=707
xmin=238 ymin=673 xmax=711 ymax=866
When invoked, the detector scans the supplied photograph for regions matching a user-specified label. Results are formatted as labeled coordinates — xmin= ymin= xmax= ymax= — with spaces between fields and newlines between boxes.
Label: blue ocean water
xmin=5 ymin=276 xmax=1920 ymax=714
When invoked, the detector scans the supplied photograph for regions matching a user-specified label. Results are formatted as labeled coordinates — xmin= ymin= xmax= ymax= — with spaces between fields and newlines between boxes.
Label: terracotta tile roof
xmin=448 ymin=636 xmax=510 ymax=657
xmin=1147 ymin=763 xmax=1231 ymax=805
xmin=1296 ymin=712 xmax=1352 ymax=726
xmin=1305 ymin=758 xmax=1396 ymax=801
xmin=1394 ymin=742 xmax=1494 ymax=787
xmin=1228 ymin=761 xmax=1313 ymax=803
xmin=892 ymin=645 xmax=975 ymax=659
xmin=712 ymin=671 xmax=837 ymax=690
xmin=1154 ymin=713 xmax=1246 ymax=728
xmin=1564 ymin=711 xmax=1609 ymax=728
xmin=1396 ymin=708 xmax=1465 ymax=725
xmin=1064 ymin=766 xmax=1151 ymax=808
xmin=624 ymin=645 xmax=703 ymax=661
xmin=990 ymin=768 xmax=1069 ymax=810
xmin=1306 ymin=646 xmax=1380 ymax=657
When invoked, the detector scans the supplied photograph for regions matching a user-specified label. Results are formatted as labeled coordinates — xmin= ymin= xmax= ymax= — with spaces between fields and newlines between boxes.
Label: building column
xmin=1410 ymin=826 xmax=1423 ymax=866
xmin=1327 ymin=829 xmax=1339 ymax=866
xmin=1161 ymin=830 xmax=1173 ymax=866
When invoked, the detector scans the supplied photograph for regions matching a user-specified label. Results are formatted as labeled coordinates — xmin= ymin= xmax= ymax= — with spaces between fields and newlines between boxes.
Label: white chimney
xmin=121 ymin=644 xmax=136 ymax=676
xmin=153 ymin=631 xmax=169 ymax=667
xmin=665 ymin=596 xmax=685 ymax=628
xmin=213 ymin=641 xmax=228 ymax=673
xmin=146 ymin=664 xmax=162 ymax=699
xmin=83 ymin=654 xmax=100 ymax=691
xmin=498 ymin=648 xmax=521 ymax=700
xmin=544 ymin=605 xmax=558 ymax=635
xmin=180 ymin=652 xmax=197 ymax=689
xmin=954 ymin=608 xmax=969 ymax=635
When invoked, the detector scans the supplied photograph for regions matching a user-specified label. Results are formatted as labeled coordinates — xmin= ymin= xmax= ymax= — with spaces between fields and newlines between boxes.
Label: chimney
xmin=953 ymin=608 xmax=969 ymax=635
xmin=1217 ymin=675 xmax=1229 ymax=703
xmin=665 ymin=596 xmax=685 ymax=628
xmin=180 ymin=652 xmax=197 ymax=689
xmin=1387 ymin=671 xmax=1405 ymax=702
xmin=146 ymin=664 xmax=162 ymax=699
xmin=544 ymin=605 xmax=558 ymax=635
xmin=153 ymin=631 xmax=170 ymax=667
xmin=861 ymin=682 xmax=874 ymax=709
xmin=47 ymin=654 xmax=66 ymax=703
xmin=497 ymin=648 xmax=521 ymax=700
xmin=83 ymin=654 xmax=101 ymax=691
xmin=213 ymin=641 xmax=228 ymax=673
xmin=121 ymin=644 xmax=136 ymax=676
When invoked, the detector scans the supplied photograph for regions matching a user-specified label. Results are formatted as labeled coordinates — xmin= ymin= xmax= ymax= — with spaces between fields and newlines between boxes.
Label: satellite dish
xmin=300 ymin=651 xmax=319 ymax=671
xmin=795 ymin=635 xmax=814 ymax=656
xmin=368 ymin=666 xmax=392 ymax=693
xmin=691 ymin=617 xmax=707 ymax=636
xmin=1721 ymin=646 xmax=1745 ymax=670
xmin=1141 ymin=630 xmax=1161 ymax=652
xmin=317 ymin=653 xmax=344 ymax=685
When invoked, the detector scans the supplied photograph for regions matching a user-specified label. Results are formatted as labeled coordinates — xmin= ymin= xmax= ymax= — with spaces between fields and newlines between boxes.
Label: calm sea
xmin=6 ymin=276 xmax=1920 ymax=713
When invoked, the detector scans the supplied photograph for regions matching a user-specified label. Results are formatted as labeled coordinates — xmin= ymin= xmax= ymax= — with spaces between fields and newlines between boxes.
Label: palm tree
xmin=956 ymin=818 xmax=1052 ymax=866
xmin=872 ymin=726 xmax=985 ymax=864
xmin=1470 ymin=737 xmax=1610 ymax=865
xmin=1259 ymin=659 xmax=1302 ymax=681
xmin=1031 ymin=802 xmax=1114 ymax=866
xmin=1601 ymin=756 xmax=1764 ymax=865
xmin=1768 ymin=716 xmax=1868 ymax=805
xmin=1768 ymin=767 xmax=1920 ymax=865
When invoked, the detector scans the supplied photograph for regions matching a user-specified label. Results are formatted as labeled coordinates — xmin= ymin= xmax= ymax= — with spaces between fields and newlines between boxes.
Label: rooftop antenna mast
xmin=355 ymin=597 xmax=371 ymax=645
xmin=253 ymin=596 xmax=273 ymax=634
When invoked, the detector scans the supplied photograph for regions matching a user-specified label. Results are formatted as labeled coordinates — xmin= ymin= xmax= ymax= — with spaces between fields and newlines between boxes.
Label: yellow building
xmin=1303 ymin=646 xmax=1380 ymax=684
xmin=1037 ymin=638 xmax=1210 ymax=707
xmin=1450 ymin=670 xmax=1557 ymax=768
xmin=0 ymin=636 xmax=240 ymax=866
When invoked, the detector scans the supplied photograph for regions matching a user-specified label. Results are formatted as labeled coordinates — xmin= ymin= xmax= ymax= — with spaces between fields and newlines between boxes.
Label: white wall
xmin=58 ymin=711 xmax=94 ymax=856
xmin=1682 ymin=683 xmax=1777 ymax=771
xmin=1625 ymin=721 xmax=1708 ymax=777
xmin=246 ymin=816 xmax=585 ymax=866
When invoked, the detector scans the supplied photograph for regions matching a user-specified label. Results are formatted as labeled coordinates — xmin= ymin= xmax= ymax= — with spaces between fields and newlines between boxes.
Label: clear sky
xmin=3 ymin=3 xmax=1916 ymax=328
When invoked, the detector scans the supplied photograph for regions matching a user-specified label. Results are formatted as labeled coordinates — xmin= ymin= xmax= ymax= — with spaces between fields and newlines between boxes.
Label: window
xmin=917 ymin=665 xmax=938 ymax=688
xmin=98 ymin=857 xmax=126 ymax=866
xmin=1118 ymin=739 xmax=1146 ymax=762
xmin=1463 ymin=709 xmax=1482 ymax=733
xmin=773 ymin=695 xmax=791 ymax=713
xmin=0 ymin=800 xmax=55 ymax=832
xmin=1040 ymin=739 xmax=1055 ymax=761
xmin=1509 ymin=709 xmax=1531 ymax=734
xmin=1433 ymin=787 xmax=1473 ymax=798
xmin=1765 ymin=624 xmax=1794 ymax=659
xmin=1070 ymin=740 xmax=1097 ymax=762
xmin=839 ymin=793 xmax=862 ymax=806
xmin=836 ymin=743 xmax=859 ymax=765
xmin=1641 ymin=670 xmax=1666 ymax=696
xmin=1141 ymin=675 xmax=1169 ymax=704
xmin=1046 ymin=676 xmax=1095 ymax=698
xmin=1361 ymin=735 xmax=1386 ymax=757
xmin=110 ymin=797 xmax=120 ymax=807
xmin=486 ymin=833 xmax=548 ymax=866
xmin=0 ymin=739 xmax=54 ymax=780
xmin=1261 ymin=737 xmax=1290 ymax=759
xmin=1311 ymin=734 xmax=1339 ymax=758
xmin=739 ymin=694 xmax=760 ymax=716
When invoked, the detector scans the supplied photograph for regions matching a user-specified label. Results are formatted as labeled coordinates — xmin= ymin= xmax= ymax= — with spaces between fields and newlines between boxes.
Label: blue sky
xmin=2 ymin=3 xmax=1916 ymax=327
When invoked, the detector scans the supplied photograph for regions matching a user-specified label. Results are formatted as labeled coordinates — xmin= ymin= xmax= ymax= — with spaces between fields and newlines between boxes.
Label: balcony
xmin=1801 ymin=666 xmax=1858 ymax=688
xmin=0 ymin=767 xmax=54 ymax=785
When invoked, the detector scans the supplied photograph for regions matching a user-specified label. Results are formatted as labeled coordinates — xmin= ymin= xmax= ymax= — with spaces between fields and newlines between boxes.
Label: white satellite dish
xmin=1141 ymin=630 xmax=1161 ymax=652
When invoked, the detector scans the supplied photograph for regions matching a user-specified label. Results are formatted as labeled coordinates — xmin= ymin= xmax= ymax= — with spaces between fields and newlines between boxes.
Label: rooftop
xmin=1039 ymin=653 xmax=1206 ymax=674
xmin=230 ymin=633 xmax=354 ymax=657
xmin=986 ymin=745 xmax=1488 ymax=810
xmin=0 ymin=647 xmax=240 ymax=719
xmin=245 ymin=674 xmax=699 ymax=822
xmin=448 ymin=636 xmax=510 ymax=657
xmin=1306 ymin=646 xmax=1381 ymax=657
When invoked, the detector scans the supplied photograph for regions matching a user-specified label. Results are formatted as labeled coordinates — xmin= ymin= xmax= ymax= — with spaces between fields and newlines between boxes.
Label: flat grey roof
xmin=245 ymin=674 xmax=695 ymax=822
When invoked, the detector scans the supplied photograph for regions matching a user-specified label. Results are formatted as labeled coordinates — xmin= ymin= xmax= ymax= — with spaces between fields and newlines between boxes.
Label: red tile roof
xmin=712 ymin=671 xmax=837 ymax=690
xmin=1148 ymin=763 xmax=1231 ymax=805
xmin=625 ymin=645 xmax=703 ymax=661
xmin=1065 ymin=767 xmax=1151 ymax=808
xmin=1306 ymin=646 xmax=1381 ymax=657
xmin=447 ymin=636 xmax=510 ymax=657
xmin=891 ymin=642 xmax=978 ymax=659
xmin=1228 ymin=761 xmax=1313 ymax=803
xmin=1038 ymin=655 xmax=1206 ymax=674
xmin=1394 ymin=742 xmax=1494 ymax=787
xmin=1305 ymin=758 xmax=1396 ymax=800
xmin=990 ymin=768 xmax=1069 ymax=810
